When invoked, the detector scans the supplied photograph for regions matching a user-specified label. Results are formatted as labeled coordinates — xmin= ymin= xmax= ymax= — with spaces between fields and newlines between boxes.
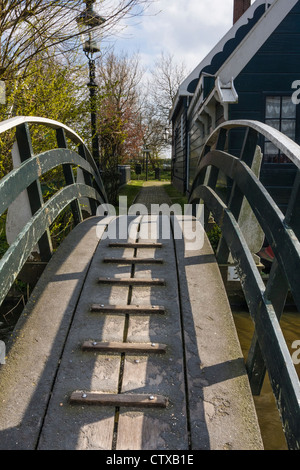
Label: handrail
xmin=189 ymin=120 xmax=300 ymax=450
xmin=0 ymin=115 xmax=107 ymax=200
xmin=0 ymin=148 xmax=97 ymax=216
xmin=0 ymin=116 xmax=108 ymax=309
xmin=0 ymin=116 xmax=85 ymax=144
xmin=200 ymin=119 xmax=300 ymax=167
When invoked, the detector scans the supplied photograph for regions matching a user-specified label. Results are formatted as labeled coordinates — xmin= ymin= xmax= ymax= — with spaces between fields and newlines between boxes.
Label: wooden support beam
xmin=103 ymin=257 xmax=163 ymax=264
xmin=109 ymin=242 xmax=162 ymax=248
xmin=70 ymin=391 xmax=168 ymax=408
xmin=82 ymin=341 xmax=167 ymax=354
xmin=90 ymin=304 xmax=165 ymax=314
xmin=98 ymin=277 xmax=165 ymax=286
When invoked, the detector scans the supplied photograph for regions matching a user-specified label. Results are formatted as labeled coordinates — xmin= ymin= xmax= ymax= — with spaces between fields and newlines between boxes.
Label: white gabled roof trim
xmin=187 ymin=0 xmax=298 ymax=121
xmin=170 ymin=0 xmax=274 ymax=119
xmin=218 ymin=0 xmax=299 ymax=84
xmin=171 ymin=0 xmax=300 ymax=123
xmin=179 ymin=0 xmax=272 ymax=96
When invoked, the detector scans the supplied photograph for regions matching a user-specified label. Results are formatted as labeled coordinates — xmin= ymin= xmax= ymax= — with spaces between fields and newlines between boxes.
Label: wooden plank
xmin=37 ymin=232 xmax=133 ymax=450
xmin=98 ymin=277 xmax=165 ymax=286
xmin=103 ymin=257 xmax=164 ymax=264
xmin=0 ymin=218 xmax=119 ymax=450
xmin=90 ymin=304 xmax=165 ymax=314
xmin=117 ymin=218 xmax=190 ymax=451
xmin=70 ymin=391 xmax=168 ymax=408
xmin=82 ymin=341 xmax=167 ymax=354
xmin=172 ymin=218 xmax=264 ymax=450
xmin=109 ymin=242 xmax=162 ymax=248
xmin=116 ymin=413 xmax=173 ymax=451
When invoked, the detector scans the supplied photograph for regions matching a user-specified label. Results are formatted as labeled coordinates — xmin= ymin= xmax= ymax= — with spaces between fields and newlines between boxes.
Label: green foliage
xmin=50 ymin=207 xmax=74 ymax=250
xmin=163 ymin=183 xmax=188 ymax=211
xmin=1 ymin=54 xmax=88 ymax=153
xmin=0 ymin=53 xmax=91 ymax=254
xmin=0 ymin=214 xmax=9 ymax=259
xmin=116 ymin=180 xmax=144 ymax=211
xmin=101 ymin=168 xmax=120 ymax=206
xmin=207 ymin=224 xmax=221 ymax=253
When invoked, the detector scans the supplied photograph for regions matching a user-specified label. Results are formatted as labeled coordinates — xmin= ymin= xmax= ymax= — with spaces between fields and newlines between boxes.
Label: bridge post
xmin=216 ymin=127 xmax=259 ymax=264
xmin=15 ymin=123 xmax=53 ymax=262
xmin=56 ymin=128 xmax=83 ymax=225
xmin=203 ymin=128 xmax=228 ymax=229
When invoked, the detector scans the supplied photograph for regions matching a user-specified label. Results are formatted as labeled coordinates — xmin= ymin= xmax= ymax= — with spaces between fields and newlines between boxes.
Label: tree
xmin=96 ymin=50 xmax=144 ymax=200
xmin=141 ymin=52 xmax=188 ymax=159
xmin=0 ymin=0 xmax=154 ymax=81
xmin=0 ymin=51 xmax=87 ymax=178
xmin=148 ymin=51 xmax=187 ymax=121
xmin=96 ymin=50 xmax=144 ymax=198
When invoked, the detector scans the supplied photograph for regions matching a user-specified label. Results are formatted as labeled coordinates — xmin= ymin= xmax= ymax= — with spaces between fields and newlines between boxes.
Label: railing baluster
xmin=204 ymin=128 xmax=228 ymax=228
xmin=56 ymin=128 xmax=82 ymax=226
xmin=15 ymin=123 xmax=52 ymax=262
xmin=216 ymin=127 xmax=259 ymax=263
xmin=247 ymin=170 xmax=300 ymax=394
xmin=246 ymin=260 xmax=288 ymax=394
xmin=189 ymin=121 xmax=300 ymax=448
xmin=0 ymin=116 xmax=106 ymax=309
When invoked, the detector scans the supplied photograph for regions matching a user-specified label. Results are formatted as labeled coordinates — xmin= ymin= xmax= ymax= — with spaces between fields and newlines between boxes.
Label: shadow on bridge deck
xmin=0 ymin=183 xmax=263 ymax=450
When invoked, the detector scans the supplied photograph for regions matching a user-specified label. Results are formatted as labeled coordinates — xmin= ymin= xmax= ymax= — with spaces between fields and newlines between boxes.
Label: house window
xmin=264 ymin=96 xmax=297 ymax=163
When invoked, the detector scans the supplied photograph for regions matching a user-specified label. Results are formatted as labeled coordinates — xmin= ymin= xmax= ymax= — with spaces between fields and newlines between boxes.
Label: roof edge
xmin=170 ymin=0 xmax=273 ymax=120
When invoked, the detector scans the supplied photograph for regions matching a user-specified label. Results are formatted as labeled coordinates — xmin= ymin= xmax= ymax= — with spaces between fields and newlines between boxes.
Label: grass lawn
xmin=116 ymin=180 xmax=189 ymax=212
xmin=116 ymin=180 xmax=144 ymax=213
xmin=162 ymin=182 xmax=188 ymax=211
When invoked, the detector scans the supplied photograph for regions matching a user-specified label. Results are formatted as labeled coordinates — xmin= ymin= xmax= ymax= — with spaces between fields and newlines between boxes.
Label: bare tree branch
xmin=0 ymin=1 xmax=154 ymax=78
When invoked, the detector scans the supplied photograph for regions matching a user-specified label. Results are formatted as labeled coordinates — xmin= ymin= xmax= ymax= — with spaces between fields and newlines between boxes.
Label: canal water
xmin=233 ymin=309 xmax=300 ymax=450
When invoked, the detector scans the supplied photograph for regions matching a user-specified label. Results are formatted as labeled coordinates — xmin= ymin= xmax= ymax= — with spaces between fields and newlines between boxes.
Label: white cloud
xmin=106 ymin=0 xmax=235 ymax=73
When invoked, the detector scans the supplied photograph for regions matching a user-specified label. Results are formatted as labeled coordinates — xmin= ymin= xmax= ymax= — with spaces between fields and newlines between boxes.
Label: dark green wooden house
xmin=170 ymin=0 xmax=300 ymax=213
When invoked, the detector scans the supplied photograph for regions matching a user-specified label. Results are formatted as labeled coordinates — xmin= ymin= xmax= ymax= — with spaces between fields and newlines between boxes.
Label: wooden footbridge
xmin=0 ymin=117 xmax=299 ymax=450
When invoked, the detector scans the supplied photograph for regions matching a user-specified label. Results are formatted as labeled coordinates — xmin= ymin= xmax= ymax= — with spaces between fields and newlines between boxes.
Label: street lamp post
xmin=76 ymin=0 xmax=105 ymax=168
xmin=143 ymin=147 xmax=151 ymax=181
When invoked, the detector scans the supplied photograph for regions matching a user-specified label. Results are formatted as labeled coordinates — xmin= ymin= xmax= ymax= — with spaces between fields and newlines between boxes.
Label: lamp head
xmin=76 ymin=2 xmax=106 ymax=54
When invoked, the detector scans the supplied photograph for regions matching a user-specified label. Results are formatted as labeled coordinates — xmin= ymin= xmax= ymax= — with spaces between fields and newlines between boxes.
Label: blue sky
xmin=104 ymin=0 xmax=236 ymax=76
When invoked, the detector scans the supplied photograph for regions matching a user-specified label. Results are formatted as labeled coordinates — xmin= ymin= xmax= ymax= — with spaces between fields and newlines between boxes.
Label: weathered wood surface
xmin=90 ymin=304 xmax=165 ymax=315
xmin=0 ymin=215 xmax=263 ymax=450
xmin=69 ymin=392 xmax=168 ymax=408
xmin=81 ymin=341 xmax=167 ymax=354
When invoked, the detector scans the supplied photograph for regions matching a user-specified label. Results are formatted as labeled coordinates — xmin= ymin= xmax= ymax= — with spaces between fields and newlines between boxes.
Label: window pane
xmin=265 ymin=119 xmax=280 ymax=130
xmin=266 ymin=97 xmax=281 ymax=118
xmin=282 ymin=97 xmax=296 ymax=118
xmin=265 ymin=142 xmax=278 ymax=155
xmin=264 ymin=96 xmax=297 ymax=164
xmin=264 ymin=142 xmax=279 ymax=163
xmin=281 ymin=120 xmax=296 ymax=139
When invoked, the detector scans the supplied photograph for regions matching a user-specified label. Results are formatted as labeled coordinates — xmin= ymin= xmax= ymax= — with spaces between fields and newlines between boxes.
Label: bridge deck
xmin=0 ymin=213 xmax=263 ymax=450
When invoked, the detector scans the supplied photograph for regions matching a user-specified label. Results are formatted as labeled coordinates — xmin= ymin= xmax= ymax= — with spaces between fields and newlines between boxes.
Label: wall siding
xmin=228 ymin=4 xmax=300 ymax=211
xmin=172 ymin=3 xmax=300 ymax=201
xmin=172 ymin=98 xmax=188 ymax=193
